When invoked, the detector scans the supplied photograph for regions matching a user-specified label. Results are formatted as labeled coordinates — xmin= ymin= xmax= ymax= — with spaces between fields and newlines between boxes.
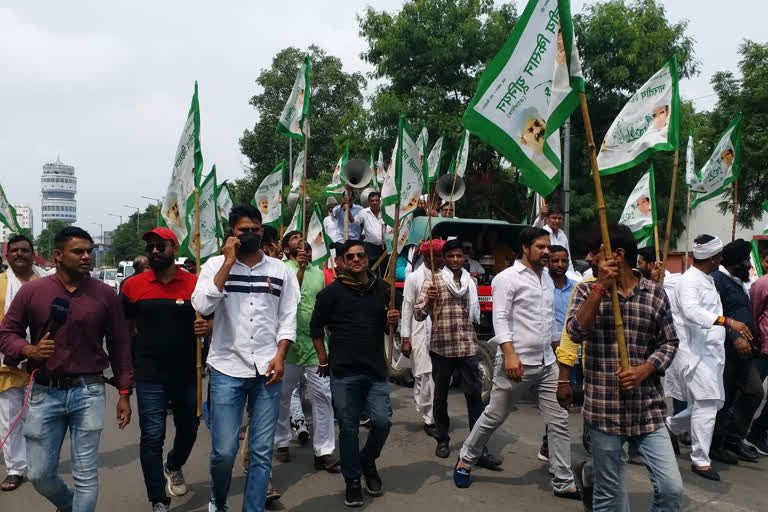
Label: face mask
xmin=238 ymin=231 xmax=262 ymax=254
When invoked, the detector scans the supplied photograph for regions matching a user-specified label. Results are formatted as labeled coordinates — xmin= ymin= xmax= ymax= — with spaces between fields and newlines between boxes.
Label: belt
xmin=34 ymin=374 xmax=104 ymax=389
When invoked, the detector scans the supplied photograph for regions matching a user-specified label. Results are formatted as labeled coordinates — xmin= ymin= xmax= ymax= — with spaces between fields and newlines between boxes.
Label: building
xmin=103 ymin=230 xmax=114 ymax=246
xmin=41 ymin=157 xmax=77 ymax=226
xmin=0 ymin=204 xmax=33 ymax=242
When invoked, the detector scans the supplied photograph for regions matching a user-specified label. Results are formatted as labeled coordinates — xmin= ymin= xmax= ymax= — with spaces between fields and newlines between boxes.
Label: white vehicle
xmin=98 ymin=268 xmax=119 ymax=292
xmin=117 ymin=261 xmax=135 ymax=283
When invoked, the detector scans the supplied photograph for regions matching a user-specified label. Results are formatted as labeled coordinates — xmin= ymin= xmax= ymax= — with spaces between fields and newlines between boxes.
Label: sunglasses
xmin=145 ymin=242 xmax=168 ymax=253
xmin=345 ymin=252 xmax=368 ymax=261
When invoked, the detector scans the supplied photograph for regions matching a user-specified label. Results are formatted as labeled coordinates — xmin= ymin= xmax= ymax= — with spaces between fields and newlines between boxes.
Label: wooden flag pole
xmin=732 ymin=179 xmax=739 ymax=241
xmin=653 ymin=225 xmax=661 ymax=262
xmin=660 ymin=150 xmax=680 ymax=285
xmin=579 ymin=92 xmax=629 ymax=370
xmin=194 ymin=187 xmax=203 ymax=417
xmin=683 ymin=188 xmax=692 ymax=271
xmin=387 ymin=204 xmax=401 ymax=365
xmin=301 ymin=121 xmax=309 ymax=237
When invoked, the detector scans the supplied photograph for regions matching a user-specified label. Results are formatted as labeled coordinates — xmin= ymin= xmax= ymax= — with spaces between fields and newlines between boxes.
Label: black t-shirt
xmin=120 ymin=267 xmax=198 ymax=383
xmin=310 ymin=278 xmax=390 ymax=379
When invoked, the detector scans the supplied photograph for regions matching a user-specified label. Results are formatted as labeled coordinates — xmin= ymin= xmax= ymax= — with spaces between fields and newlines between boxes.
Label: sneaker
xmin=435 ymin=439 xmax=450 ymax=458
xmin=361 ymin=458 xmax=383 ymax=496
xmin=152 ymin=503 xmax=170 ymax=512
xmin=314 ymin=453 xmax=341 ymax=473
xmin=746 ymin=431 xmax=768 ymax=455
xmin=297 ymin=422 xmax=310 ymax=445
xmin=344 ymin=479 xmax=364 ymax=507
xmin=208 ymin=497 xmax=231 ymax=512
xmin=453 ymin=459 xmax=471 ymax=488
xmin=276 ymin=447 xmax=290 ymax=463
xmin=164 ymin=461 xmax=187 ymax=497
xmin=359 ymin=414 xmax=371 ymax=427
xmin=537 ymin=441 xmax=549 ymax=462
xmin=725 ymin=440 xmax=759 ymax=462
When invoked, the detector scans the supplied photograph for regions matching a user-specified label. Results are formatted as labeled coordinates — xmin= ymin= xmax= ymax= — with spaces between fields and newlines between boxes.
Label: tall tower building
xmin=41 ymin=157 xmax=77 ymax=226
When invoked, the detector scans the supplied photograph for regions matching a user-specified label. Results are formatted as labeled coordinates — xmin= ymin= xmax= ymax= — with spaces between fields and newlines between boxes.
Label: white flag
xmin=277 ymin=55 xmax=311 ymax=140
xmin=684 ymin=132 xmax=698 ymax=187
xmin=290 ymin=151 xmax=305 ymax=195
xmin=426 ymin=136 xmax=444 ymax=181
xmin=186 ymin=169 xmax=219 ymax=261
xmin=308 ymin=203 xmax=333 ymax=265
xmin=456 ymin=129 xmax=470 ymax=177
xmin=619 ymin=165 xmax=656 ymax=246
xmin=382 ymin=116 xmax=424 ymax=227
xmin=376 ymin=148 xmax=386 ymax=184
xmin=252 ymin=161 xmax=285 ymax=229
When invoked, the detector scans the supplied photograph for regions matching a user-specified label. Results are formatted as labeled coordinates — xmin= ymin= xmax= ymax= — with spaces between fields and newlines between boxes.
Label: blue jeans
xmin=209 ymin=368 xmax=281 ymax=512
xmin=23 ymin=381 xmax=106 ymax=512
xmin=136 ymin=381 xmax=200 ymax=506
xmin=331 ymin=373 xmax=392 ymax=481
xmin=590 ymin=425 xmax=683 ymax=512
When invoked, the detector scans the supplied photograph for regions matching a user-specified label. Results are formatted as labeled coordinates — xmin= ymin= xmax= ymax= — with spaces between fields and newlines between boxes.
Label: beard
xmin=149 ymin=254 xmax=174 ymax=272
xmin=732 ymin=265 xmax=750 ymax=282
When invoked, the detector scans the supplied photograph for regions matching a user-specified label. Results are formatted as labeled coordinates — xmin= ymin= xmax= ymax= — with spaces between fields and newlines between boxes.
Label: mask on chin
xmin=237 ymin=232 xmax=262 ymax=254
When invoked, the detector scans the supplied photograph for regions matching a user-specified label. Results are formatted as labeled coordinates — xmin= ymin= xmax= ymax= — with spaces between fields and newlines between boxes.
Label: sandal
xmin=1 ymin=474 xmax=24 ymax=491
xmin=266 ymin=486 xmax=281 ymax=504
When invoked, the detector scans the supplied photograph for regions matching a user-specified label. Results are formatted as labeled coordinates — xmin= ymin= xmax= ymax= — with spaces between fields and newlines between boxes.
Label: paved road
xmin=1 ymin=383 xmax=765 ymax=511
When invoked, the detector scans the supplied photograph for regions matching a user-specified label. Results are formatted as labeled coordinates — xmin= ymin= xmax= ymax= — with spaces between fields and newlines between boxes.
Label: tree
xmin=34 ymin=220 xmax=69 ymax=260
xmin=110 ymin=204 xmax=161 ymax=264
xmin=238 ymin=46 xmax=368 ymax=204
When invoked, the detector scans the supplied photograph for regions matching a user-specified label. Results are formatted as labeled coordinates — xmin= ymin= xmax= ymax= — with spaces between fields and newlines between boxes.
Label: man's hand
xmin=401 ymin=337 xmax=412 ymax=357
xmin=117 ymin=394 xmax=132 ymax=429
xmin=650 ymin=261 xmax=664 ymax=283
xmin=22 ymin=332 xmax=55 ymax=360
xmin=733 ymin=337 xmax=753 ymax=359
xmin=341 ymin=194 xmax=350 ymax=207
xmin=504 ymin=352 xmax=524 ymax=382
xmin=615 ymin=362 xmax=655 ymax=392
xmin=426 ymin=285 xmax=438 ymax=303
xmin=193 ymin=318 xmax=209 ymax=337
xmin=596 ymin=250 xmax=619 ymax=290
xmin=297 ymin=247 xmax=308 ymax=269
xmin=265 ymin=356 xmax=285 ymax=385
xmin=556 ymin=383 xmax=573 ymax=410
xmin=730 ymin=320 xmax=753 ymax=342
xmin=387 ymin=309 xmax=400 ymax=326
xmin=317 ymin=363 xmax=330 ymax=378
xmin=540 ymin=203 xmax=549 ymax=219
xmin=222 ymin=236 xmax=241 ymax=265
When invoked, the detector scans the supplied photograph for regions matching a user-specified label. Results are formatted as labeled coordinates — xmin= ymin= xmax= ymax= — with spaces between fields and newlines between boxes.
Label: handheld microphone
xmin=46 ymin=297 xmax=69 ymax=338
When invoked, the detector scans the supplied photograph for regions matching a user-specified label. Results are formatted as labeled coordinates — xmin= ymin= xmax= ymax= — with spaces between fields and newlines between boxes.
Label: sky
xmin=0 ymin=0 xmax=764 ymax=238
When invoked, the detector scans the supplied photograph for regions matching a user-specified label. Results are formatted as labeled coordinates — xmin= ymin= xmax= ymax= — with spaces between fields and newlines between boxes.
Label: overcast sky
xmin=1 ymin=0 xmax=764 ymax=237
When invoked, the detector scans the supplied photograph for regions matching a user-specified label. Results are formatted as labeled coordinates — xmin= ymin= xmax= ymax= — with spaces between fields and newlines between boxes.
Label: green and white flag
xmin=276 ymin=55 xmax=311 ymax=140
xmin=290 ymin=150 xmax=305 ymax=195
xmin=376 ymin=148 xmax=386 ymax=185
xmin=597 ymin=56 xmax=680 ymax=175
xmin=0 ymin=183 xmax=21 ymax=233
xmin=455 ymin=129 xmax=470 ymax=177
xmin=684 ymin=131 xmax=700 ymax=187
xmin=382 ymin=116 xmax=424 ymax=227
xmin=286 ymin=202 xmax=302 ymax=234
xmin=216 ymin=180 xmax=234 ymax=231
xmin=762 ymin=200 xmax=768 ymax=235
xmin=186 ymin=168 xmax=220 ymax=261
xmin=619 ymin=165 xmax=657 ymax=248
xmin=385 ymin=214 xmax=415 ymax=254
xmin=462 ymin=0 xmax=584 ymax=197
xmin=416 ymin=125 xmax=429 ymax=180
xmin=252 ymin=161 xmax=285 ymax=229
xmin=308 ymin=203 xmax=333 ymax=266
xmin=752 ymin=239 xmax=763 ymax=278
xmin=324 ymin=143 xmax=349 ymax=198
xmin=367 ymin=149 xmax=377 ymax=190
xmin=692 ymin=113 xmax=742 ymax=209
xmin=161 ymin=81 xmax=203 ymax=247
xmin=426 ymin=135 xmax=444 ymax=181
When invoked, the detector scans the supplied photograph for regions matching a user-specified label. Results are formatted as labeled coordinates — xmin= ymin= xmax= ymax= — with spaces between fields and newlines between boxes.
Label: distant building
xmin=0 ymin=204 xmax=33 ymax=242
xmin=41 ymin=157 xmax=77 ymax=226
xmin=103 ymin=230 xmax=115 ymax=246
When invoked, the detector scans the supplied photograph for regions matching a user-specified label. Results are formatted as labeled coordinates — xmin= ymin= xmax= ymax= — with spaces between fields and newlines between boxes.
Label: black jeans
xmin=136 ymin=380 xmax=200 ymax=505
xmin=713 ymin=349 xmax=763 ymax=445
xmin=429 ymin=351 xmax=484 ymax=443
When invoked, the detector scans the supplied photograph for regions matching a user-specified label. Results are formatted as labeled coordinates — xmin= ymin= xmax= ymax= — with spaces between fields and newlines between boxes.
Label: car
xmin=98 ymin=268 xmax=119 ymax=292
xmin=383 ymin=216 xmax=527 ymax=404
xmin=117 ymin=260 xmax=135 ymax=284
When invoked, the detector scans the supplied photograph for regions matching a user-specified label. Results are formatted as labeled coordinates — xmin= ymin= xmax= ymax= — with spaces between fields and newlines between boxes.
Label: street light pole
xmin=107 ymin=213 xmax=123 ymax=226
xmin=124 ymin=204 xmax=140 ymax=236
xmin=141 ymin=195 xmax=161 ymax=227
xmin=91 ymin=222 xmax=103 ymax=269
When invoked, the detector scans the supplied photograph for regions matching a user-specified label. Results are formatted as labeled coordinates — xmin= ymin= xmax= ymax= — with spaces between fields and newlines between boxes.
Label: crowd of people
xmin=0 ymin=192 xmax=767 ymax=512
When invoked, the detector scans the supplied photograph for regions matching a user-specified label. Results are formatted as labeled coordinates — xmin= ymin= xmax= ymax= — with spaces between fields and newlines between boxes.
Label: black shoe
xmin=423 ymin=423 xmax=438 ymax=439
xmin=314 ymin=454 xmax=341 ymax=473
xmin=476 ymin=447 xmax=503 ymax=470
xmin=344 ymin=479 xmax=364 ymax=507
xmin=361 ymin=458 xmax=383 ymax=497
xmin=691 ymin=465 xmax=720 ymax=481
xmin=275 ymin=447 xmax=290 ymax=463
xmin=435 ymin=440 xmax=450 ymax=458
xmin=746 ymin=431 xmax=768 ymax=455
xmin=726 ymin=440 xmax=759 ymax=463
xmin=554 ymin=486 xmax=582 ymax=500
xmin=709 ymin=445 xmax=739 ymax=465
xmin=573 ymin=461 xmax=593 ymax=512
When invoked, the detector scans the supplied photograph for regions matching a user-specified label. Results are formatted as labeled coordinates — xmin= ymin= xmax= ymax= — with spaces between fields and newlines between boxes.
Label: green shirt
xmin=285 ymin=260 xmax=326 ymax=366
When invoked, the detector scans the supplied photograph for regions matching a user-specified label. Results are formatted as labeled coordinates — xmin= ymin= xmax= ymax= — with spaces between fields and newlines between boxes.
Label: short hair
xmin=261 ymin=225 xmax=279 ymax=245
xmin=54 ymin=226 xmax=93 ymax=250
xmin=340 ymin=239 xmax=365 ymax=257
xmin=228 ymin=204 xmax=262 ymax=227
xmin=442 ymin=239 xmax=463 ymax=254
xmin=281 ymin=230 xmax=301 ymax=250
xmin=583 ymin=227 xmax=603 ymax=256
xmin=520 ymin=227 xmax=550 ymax=248
xmin=440 ymin=202 xmax=452 ymax=210
xmin=367 ymin=191 xmax=381 ymax=201
xmin=607 ymin=224 xmax=638 ymax=268
xmin=550 ymin=244 xmax=568 ymax=257
xmin=413 ymin=207 xmax=427 ymax=218
xmin=547 ymin=205 xmax=564 ymax=216
xmin=637 ymin=246 xmax=657 ymax=264
xmin=7 ymin=234 xmax=33 ymax=251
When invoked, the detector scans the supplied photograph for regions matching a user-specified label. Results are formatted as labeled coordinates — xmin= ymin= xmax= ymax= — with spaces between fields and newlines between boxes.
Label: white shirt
xmin=192 ymin=254 xmax=300 ymax=378
xmin=490 ymin=260 xmax=557 ymax=366
xmin=533 ymin=218 xmax=574 ymax=273
xmin=324 ymin=215 xmax=339 ymax=244
xmin=466 ymin=257 xmax=485 ymax=275
xmin=358 ymin=207 xmax=386 ymax=245
xmin=400 ymin=265 xmax=433 ymax=376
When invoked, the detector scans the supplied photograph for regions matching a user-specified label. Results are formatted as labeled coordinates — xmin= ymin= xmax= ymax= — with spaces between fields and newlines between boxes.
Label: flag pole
xmin=732 ymin=179 xmax=739 ymax=241
xmin=660 ymin=150 xmax=680 ymax=286
xmin=579 ymin=92 xmax=629 ymax=370
xmin=653 ymin=225 xmax=661 ymax=262
xmin=683 ymin=188 xmax=692 ymax=271
xmin=301 ymin=121 xmax=309 ymax=237
xmin=194 ymin=187 xmax=203 ymax=417
xmin=387 ymin=204 xmax=401 ymax=365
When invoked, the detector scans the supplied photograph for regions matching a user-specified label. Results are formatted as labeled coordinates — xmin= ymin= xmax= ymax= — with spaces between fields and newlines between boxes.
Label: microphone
xmin=46 ymin=297 xmax=69 ymax=338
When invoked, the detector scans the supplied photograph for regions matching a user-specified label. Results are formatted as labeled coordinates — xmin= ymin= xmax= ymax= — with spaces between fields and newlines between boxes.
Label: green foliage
xmin=109 ymin=204 xmax=161 ymax=264
xmin=34 ymin=220 xmax=69 ymax=260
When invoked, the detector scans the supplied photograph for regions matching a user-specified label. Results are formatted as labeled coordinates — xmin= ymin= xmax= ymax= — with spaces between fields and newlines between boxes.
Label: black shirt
xmin=120 ymin=267 xmax=198 ymax=383
xmin=310 ymin=277 xmax=390 ymax=378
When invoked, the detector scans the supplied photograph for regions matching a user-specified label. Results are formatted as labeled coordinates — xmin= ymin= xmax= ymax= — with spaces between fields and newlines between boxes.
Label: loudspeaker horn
xmin=342 ymin=159 xmax=374 ymax=189
xmin=360 ymin=187 xmax=376 ymax=207
xmin=437 ymin=174 xmax=466 ymax=202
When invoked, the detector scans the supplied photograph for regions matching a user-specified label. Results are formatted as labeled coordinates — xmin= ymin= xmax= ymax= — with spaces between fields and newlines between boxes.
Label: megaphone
xmin=287 ymin=192 xmax=299 ymax=209
xmin=437 ymin=173 xmax=466 ymax=202
xmin=342 ymin=159 xmax=374 ymax=189
xmin=360 ymin=187 xmax=376 ymax=207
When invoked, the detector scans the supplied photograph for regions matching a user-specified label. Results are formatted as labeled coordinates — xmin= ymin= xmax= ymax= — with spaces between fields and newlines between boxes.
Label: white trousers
xmin=667 ymin=399 xmax=721 ymax=467
xmin=0 ymin=386 xmax=27 ymax=475
xmin=413 ymin=372 xmax=434 ymax=425
xmin=274 ymin=363 xmax=335 ymax=456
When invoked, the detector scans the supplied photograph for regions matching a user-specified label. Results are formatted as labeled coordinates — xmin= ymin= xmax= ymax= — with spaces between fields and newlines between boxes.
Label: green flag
xmin=277 ymin=55 xmax=311 ymax=140
xmin=382 ymin=115 xmax=424 ymax=227
xmin=426 ymin=134 xmax=444 ymax=181
xmin=0 ymin=183 xmax=21 ymax=233
xmin=691 ymin=113 xmax=742 ymax=209
xmin=324 ymin=143 xmax=349 ymax=198
xmin=161 ymin=81 xmax=203 ymax=247
xmin=462 ymin=0 xmax=584 ymax=197
xmin=455 ymin=129 xmax=470 ymax=177
xmin=619 ymin=165 xmax=657 ymax=248
xmin=597 ymin=56 xmax=680 ymax=175
xmin=252 ymin=161 xmax=285 ymax=229
xmin=308 ymin=203 xmax=334 ymax=266
xmin=216 ymin=180 xmax=234 ymax=231
xmin=752 ymin=239 xmax=764 ymax=278
xmin=186 ymin=168 xmax=219 ymax=261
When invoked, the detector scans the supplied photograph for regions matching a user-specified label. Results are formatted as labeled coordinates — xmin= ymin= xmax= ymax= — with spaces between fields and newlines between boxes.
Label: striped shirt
xmin=566 ymin=274 xmax=678 ymax=436
xmin=191 ymin=254 xmax=299 ymax=378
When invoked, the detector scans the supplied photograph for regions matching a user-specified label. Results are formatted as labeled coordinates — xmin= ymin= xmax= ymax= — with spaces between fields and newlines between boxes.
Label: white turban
xmin=692 ymin=236 xmax=723 ymax=259
xmin=420 ymin=194 xmax=428 ymax=202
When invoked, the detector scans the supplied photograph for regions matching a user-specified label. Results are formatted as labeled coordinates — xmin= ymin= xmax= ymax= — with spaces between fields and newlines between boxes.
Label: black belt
xmin=34 ymin=374 xmax=104 ymax=389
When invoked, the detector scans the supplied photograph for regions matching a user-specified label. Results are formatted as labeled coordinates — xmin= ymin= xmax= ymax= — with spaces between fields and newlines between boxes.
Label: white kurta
xmin=661 ymin=273 xmax=686 ymax=402
xmin=674 ymin=266 xmax=726 ymax=403
xmin=401 ymin=265 xmax=433 ymax=376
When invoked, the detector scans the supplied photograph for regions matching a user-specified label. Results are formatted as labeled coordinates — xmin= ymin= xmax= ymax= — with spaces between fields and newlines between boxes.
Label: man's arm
xmin=104 ymin=290 xmax=135 ymax=429
xmin=489 ymin=274 xmax=524 ymax=381
xmin=677 ymin=274 xmax=719 ymax=328
xmin=192 ymin=257 xmax=227 ymax=317
xmin=413 ymin=281 xmax=433 ymax=321
xmin=566 ymin=282 xmax=594 ymax=342
xmin=275 ymin=267 xmax=300 ymax=346
xmin=310 ymin=287 xmax=332 ymax=376
xmin=0 ymin=285 xmax=36 ymax=359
